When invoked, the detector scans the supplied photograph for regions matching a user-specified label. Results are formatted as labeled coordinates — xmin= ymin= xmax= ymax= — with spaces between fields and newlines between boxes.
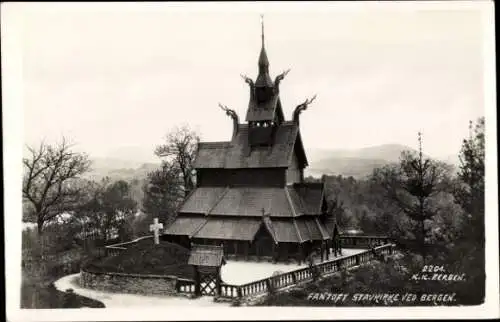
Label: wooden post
xmin=281 ymin=243 xmax=287 ymax=263
xmin=194 ymin=268 xmax=201 ymax=297
xmin=216 ymin=267 xmax=221 ymax=297
xmin=265 ymin=279 xmax=272 ymax=293
xmin=320 ymin=242 xmax=324 ymax=262
xmin=245 ymin=242 xmax=249 ymax=261
xmin=256 ymin=239 xmax=260 ymax=262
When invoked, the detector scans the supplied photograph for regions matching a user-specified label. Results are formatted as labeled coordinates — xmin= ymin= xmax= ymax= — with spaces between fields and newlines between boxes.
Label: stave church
xmin=163 ymin=20 xmax=341 ymax=263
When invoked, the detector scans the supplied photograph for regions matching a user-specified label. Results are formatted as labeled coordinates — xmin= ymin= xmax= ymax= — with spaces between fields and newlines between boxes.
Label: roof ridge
xmin=318 ymin=182 xmax=326 ymax=213
xmin=205 ymin=186 xmax=231 ymax=216
xmin=262 ymin=217 xmax=278 ymax=244
xmin=191 ymin=244 xmax=224 ymax=250
xmin=304 ymin=218 xmax=313 ymax=240
xmin=286 ymin=127 xmax=299 ymax=165
xmin=289 ymin=185 xmax=306 ymax=216
xmin=314 ymin=217 xmax=329 ymax=240
xmin=198 ymin=141 xmax=230 ymax=146
xmin=174 ymin=187 xmax=198 ymax=216
xmin=292 ymin=219 xmax=304 ymax=243
xmin=285 ymin=186 xmax=299 ymax=217
xmin=188 ymin=218 xmax=208 ymax=238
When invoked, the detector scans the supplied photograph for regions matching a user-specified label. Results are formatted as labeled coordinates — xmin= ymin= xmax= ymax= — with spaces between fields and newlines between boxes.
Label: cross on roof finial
xmin=261 ymin=14 xmax=265 ymax=47
xmin=417 ymin=131 xmax=423 ymax=161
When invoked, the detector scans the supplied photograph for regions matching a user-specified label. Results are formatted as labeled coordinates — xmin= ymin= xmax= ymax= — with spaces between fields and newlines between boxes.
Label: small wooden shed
xmin=188 ymin=244 xmax=226 ymax=296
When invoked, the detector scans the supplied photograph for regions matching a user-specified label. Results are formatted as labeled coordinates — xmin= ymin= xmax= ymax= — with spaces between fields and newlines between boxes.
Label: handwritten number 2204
xmin=421 ymin=265 xmax=445 ymax=273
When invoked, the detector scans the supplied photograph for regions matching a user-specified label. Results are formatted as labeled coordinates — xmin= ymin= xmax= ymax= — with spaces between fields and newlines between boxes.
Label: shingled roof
xmin=193 ymin=143 xmax=229 ymax=169
xmin=188 ymin=244 xmax=225 ymax=267
xmin=163 ymin=215 xmax=207 ymax=237
xmin=177 ymin=187 xmax=227 ymax=214
xmin=192 ymin=217 xmax=262 ymax=241
xmin=245 ymin=94 xmax=283 ymax=122
xmin=193 ymin=122 xmax=307 ymax=169
xmin=210 ymin=187 xmax=293 ymax=217
xmin=288 ymin=183 xmax=325 ymax=215
xmin=168 ymin=213 xmax=330 ymax=243
xmin=177 ymin=183 xmax=325 ymax=218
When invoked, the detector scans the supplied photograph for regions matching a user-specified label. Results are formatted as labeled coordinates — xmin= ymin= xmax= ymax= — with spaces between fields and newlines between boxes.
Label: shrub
xmin=84 ymin=239 xmax=194 ymax=279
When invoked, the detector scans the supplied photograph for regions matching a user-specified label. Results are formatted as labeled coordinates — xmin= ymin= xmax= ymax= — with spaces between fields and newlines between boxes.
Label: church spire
xmin=255 ymin=14 xmax=273 ymax=89
xmin=261 ymin=14 xmax=265 ymax=48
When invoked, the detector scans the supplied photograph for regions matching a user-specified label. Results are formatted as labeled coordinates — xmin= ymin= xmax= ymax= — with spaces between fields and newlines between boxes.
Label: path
xmin=54 ymin=274 xmax=229 ymax=307
xmin=54 ymin=248 xmax=366 ymax=307
xmin=221 ymin=248 xmax=366 ymax=285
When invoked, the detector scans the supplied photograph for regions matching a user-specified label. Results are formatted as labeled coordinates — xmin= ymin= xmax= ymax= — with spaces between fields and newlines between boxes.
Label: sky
xmin=14 ymin=2 xmax=489 ymax=162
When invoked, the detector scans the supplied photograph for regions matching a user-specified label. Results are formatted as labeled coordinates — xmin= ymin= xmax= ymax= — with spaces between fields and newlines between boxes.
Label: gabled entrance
xmin=188 ymin=244 xmax=225 ymax=297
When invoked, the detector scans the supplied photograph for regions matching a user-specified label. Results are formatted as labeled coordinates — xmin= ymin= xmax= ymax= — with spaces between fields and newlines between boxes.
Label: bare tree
xmin=154 ymin=125 xmax=200 ymax=197
xmin=22 ymin=138 xmax=91 ymax=235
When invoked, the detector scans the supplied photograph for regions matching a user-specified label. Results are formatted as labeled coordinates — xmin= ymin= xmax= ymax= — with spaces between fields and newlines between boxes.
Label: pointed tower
xmin=164 ymin=16 xmax=338 ymax=264
xmin=255 ymin=19 xmax=274 ymax=98
xmin=245 ymin=16 xmax=285 ymax=146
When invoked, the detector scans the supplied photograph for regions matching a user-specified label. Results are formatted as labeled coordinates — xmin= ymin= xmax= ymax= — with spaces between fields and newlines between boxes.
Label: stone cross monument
xmin=149 ymin=217 xmax=163 ymax=245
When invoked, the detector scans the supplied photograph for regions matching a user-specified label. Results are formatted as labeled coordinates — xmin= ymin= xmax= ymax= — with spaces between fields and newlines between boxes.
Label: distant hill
xmin=85 ymin=143 xmax=458 ymax=182
xmin=83 ymin=158 xmax=161 ymax=207
xmin=306 ymin=144 xmax=456 ymax=179
xmin=305 ymin=157 xmax=396 ymax=179
xmin=308 ymin=144 xmax=417 ymax=162
xmin=84 ymin=157 xmax=160 ymax=181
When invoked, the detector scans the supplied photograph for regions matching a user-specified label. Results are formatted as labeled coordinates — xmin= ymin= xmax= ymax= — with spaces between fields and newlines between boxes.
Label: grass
xmin=256 ymin=248 xmax=485 ymax=307
xmin=21 ymin=280 xmax=105 ymax=308
xmin=21 ymin=264 xmax=105 ymax=309
xmin=84 ymin=239 xmax=195 ymax=279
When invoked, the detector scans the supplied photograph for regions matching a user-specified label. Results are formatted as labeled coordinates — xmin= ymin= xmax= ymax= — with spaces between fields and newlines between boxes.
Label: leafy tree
xmin=74 ymin=178 xmax=137 ymax=242
xmin=154 ymin=125 xmax=200 ymax=197
xmin=22 ymin=138 xmax=91 ymax=235
xmin=140 ymin=162 xmax=184 ymax=234
xmin=371 ymin=133 xmax=452 ymax=260
xmin=454 ymin=117 xmax=485 ymax=242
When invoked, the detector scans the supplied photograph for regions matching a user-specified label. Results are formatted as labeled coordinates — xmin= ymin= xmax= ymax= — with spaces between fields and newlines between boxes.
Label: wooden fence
xmin=229 ymin=244 xmax=395 ymax=299
xmin=176 ymin=278 xmax=196 ymax=294
xmin=104 ymin=235 xmax=154 ymax=257
xmin=340 ymin=235 xmax=393 ymax=248
xmin=100 ymin=236 xmax=395 ymax=300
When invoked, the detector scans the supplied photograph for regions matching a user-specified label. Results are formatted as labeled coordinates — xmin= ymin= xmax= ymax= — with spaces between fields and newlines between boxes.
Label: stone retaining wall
xmin=80 ymin=269 xmax=180 ymax=296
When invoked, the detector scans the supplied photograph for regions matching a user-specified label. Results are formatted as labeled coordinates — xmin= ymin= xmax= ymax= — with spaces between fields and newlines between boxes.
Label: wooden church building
xmin=163 ymin=20 xmax=341 ymax=263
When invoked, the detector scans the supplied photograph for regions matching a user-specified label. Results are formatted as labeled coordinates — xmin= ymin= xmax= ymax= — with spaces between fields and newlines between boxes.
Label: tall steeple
xmin=255 ymin=15 xmax=274 ymax=90
xmin=244 ymin=15 xmax=285 ymax=136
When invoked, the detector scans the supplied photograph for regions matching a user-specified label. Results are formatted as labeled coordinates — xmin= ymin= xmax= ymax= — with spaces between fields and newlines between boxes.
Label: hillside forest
xmin=21 ymin=118 xmax=485 ymax=307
